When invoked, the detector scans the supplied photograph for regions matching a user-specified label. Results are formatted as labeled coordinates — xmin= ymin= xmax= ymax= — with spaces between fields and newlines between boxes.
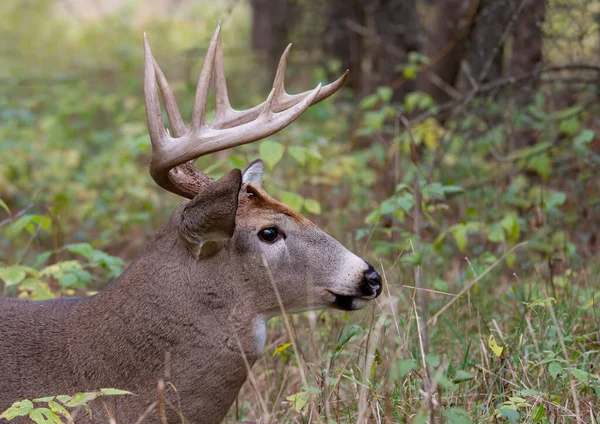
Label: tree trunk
xmin=323 ymin=0 xmax=366 ymax=95
xmin=508 ymin=0 xmax=546 ymax=148
xmin=463 ymin=0 xmax=518 ymax=84
xmin=251 ymin=0 xmax=297 ymax=81
xmin=508 ymin=0 xmax=545 ymax=105
xmin=416 ymin=0 xmax=473 ymax=106
xmin=368 ymin=0 xmax=421 ymax=99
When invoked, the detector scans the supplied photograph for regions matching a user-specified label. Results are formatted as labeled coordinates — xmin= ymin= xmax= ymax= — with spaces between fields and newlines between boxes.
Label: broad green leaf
xmin=452 ymin=370 xmax=474 ymax=384
xmin=441 ymin=407 xmax=470 ymax=424
xmin=569 ymin=368 xmax=589 ymax=384
xmin=376 ymin=86 xmax=393 ymax=102
xmin=488 ymin=335 xmax=503 ymax=357
xmin=286 ymin=391 xmax=310 ymax=412
xmin=1 ymin=400 xmax=34 ymax=419
xmin=288 ymin=146 xmax=306 ymax=165
xmin=574 ymin=129 xmax=594 ymax=147
xmin=54 ymin=396 xmax=71 ymax=404
xmin=66 ymin=243 xmax=95 ymax=261
xmin=273 ymin=343 xmax=292 ymax=356
xmin=28 ymin=408 xmax=62 ymax=424
xmin=528 ymin=154 xmax=551 ymax=180
xmin=280 ymin=191 xmax=303 ymax=212
xmin=559 ymin=116 xmax=581 ymax=136
xmin=6 ymin=215 xmax=35 ymax=238
xmin=488 ymin=223 xmax=505 ymax=243
xmin=360 ymin=93 xmax=379 ymax=110
xmin=259 ymin=140 xmax=284 ymax=170
xmin=395 ymin=360 xmax=417 ymax=378
xmin=47 ymin=401 xmax=71 ymax=420
xmin=548 ymin=362 xmax=563 ymax=379
xmin=498 ymin=407 xmax=520 ymax=423
xmin=450 ymin=224 xmax=468 ymax=252
xmin=0 ymin=266 xmax=27 ymax=287
xmin=64 ymin=392 xmax=97 ymax=407
xmin=303 ymin=199 xmax=321 ymax=215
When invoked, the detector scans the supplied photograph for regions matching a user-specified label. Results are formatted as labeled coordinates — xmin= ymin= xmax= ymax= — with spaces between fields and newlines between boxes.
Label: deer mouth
xmin=325 ymin=290 xmax=375 ymax=311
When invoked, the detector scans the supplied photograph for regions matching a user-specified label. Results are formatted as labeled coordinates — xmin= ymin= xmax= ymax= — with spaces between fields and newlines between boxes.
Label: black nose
xmin=361 ymin=263 xmax=382 ymax=297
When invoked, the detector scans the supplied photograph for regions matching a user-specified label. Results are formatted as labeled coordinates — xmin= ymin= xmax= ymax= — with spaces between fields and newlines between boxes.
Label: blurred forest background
xmin=1 ymin=0 xmax=600 ymax=422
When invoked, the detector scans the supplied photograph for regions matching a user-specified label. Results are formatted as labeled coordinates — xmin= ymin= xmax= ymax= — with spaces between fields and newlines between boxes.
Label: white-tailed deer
xmin=0 ymin=24 xmax=381 ymax=423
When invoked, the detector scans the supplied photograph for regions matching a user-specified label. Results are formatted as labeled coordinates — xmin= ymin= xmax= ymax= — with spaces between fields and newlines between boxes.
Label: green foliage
xmin=0 ymin=389 xmax=131 ymax=423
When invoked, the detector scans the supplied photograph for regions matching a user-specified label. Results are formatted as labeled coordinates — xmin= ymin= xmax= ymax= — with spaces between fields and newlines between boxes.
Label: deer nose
xmin=361 ymin=264 xmax=382 ymax=298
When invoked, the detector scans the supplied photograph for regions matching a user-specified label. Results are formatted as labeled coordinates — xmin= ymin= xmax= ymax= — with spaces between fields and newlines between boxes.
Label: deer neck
xmin=66 ymin=221 xmax=265 ymax=401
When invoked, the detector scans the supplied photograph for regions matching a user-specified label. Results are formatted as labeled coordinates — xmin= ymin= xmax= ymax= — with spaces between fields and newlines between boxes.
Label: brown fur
xmin=0 ymin=167 xmax=379 ymax=423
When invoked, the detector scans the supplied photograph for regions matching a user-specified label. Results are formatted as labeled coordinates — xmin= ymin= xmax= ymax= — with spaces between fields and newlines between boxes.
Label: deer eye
xmin=258 ymin=227 xmax=280 ymax=243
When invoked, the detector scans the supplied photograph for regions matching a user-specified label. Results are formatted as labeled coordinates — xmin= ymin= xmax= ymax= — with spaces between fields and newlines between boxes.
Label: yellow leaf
xmin=488 ymin=335 xmax=504 ymax=357
xmin=273 ymin=343 xmax=292 ymax=356
xmin=286 ymin=391 xmax=310 ymax=412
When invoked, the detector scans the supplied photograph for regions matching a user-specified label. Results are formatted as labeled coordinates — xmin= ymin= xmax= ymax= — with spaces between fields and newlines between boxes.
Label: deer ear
xmin=242 ymin=159 xmax=264 ymax=186
xmin=179 ymin=169 xmax=242 ymax=253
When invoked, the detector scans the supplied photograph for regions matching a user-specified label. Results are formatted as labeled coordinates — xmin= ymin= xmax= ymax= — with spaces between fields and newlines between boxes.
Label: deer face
xmin=177 ymin=161 xmax=382 ymax=316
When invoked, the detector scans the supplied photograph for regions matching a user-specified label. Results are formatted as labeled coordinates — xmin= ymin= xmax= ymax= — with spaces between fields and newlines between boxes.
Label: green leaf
xmin=6 ymin=215 xmax=35 ymax=238
xmin=528 ymin=154 xmax=551 ymax=180
xmin=273 ymin=343 xmax=292 ymax=356
xmin=0 ymin=198 xmax=10 ymax=216
xmin=0 ymin=266 xmax=28 ymax=287
xmin=33 ymin=397 xmax=54 ymax=403
xmin=286 ymin=391 xmax=310 ymax=412
xmin=280 ymin=191 xmax=303 ymax=212
xmin=98 ymin=388 xmax=132 ymax=396
xmin=548 ymin=362 xmax=563 ymax=379
xmin=569 ymin=368 xmax=589 ymax=384
xmin=360 ymin=93 xmax=379 ymax=110
xmin=54 ymin=396 xmax=71 ymax=404
xmin=488 ymin=335 xmax=504 ymax=357
xmin=47 ymin=401 xmax=71 ymax=420
xmin=441 ymin=407 xmax=470 ymax=424
xmin=1 ymin=400 xmax=34 ymax=419
xmin=501 ymin=213 xmax=520 ymax=244
xmin=63 ymin=392 xmax=97 ymax=407
xmin=303 ymin=199 xmax=321 ymax=215
xmin=452 ymin=370 xmax=474 ymax=384
xmin=450 ymin=224 xmax=468 ymax=252
xmin=574 ymin=129 xmax=594 ymax=147
xmin=288 ymin=146 xmax=306 ymax=165
xmin=376 ymin=86 xmax=393 ymax=103
xmin=559 ymin=116 xmax=581 ymax=136
xmin=335 ymin=324 xmax=364 ymax=351
xmin=66 ymin=243 xmax=95 ymax=261
xmin=259 ymin=140 xmax=284 ymax=170
xmin=532 ymin=404 xmax=545 ymax=421
xmin=488 ymin=223 xmax=506 ymax=243
xmin=28 ymin=408 xmax=62 ymax=424
xmin=498 ymin=407 xmax=520 ymax=423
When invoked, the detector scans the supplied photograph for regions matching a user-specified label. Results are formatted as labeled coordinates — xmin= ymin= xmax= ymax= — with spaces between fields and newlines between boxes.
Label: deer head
xmin=142 ymin=22 xmax=382 ymax=316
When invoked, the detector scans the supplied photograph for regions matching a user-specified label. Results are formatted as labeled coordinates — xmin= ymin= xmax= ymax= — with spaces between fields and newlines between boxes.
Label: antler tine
xmin=213 ymin=27 xmax=233 ymax=125
xmin=143 ymin=33 xmax=169 ymax=151
xmin=191 ymin=23 xmax=221 ymax=131
xmin=153 ymin=58 xmax=187 ymax=137
xmin=210 ymin=43 xmax=348 ymax=130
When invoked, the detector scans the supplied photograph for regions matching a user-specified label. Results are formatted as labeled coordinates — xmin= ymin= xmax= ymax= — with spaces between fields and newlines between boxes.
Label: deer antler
xmin=144 ymin=23 xmax=348 ymax=198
